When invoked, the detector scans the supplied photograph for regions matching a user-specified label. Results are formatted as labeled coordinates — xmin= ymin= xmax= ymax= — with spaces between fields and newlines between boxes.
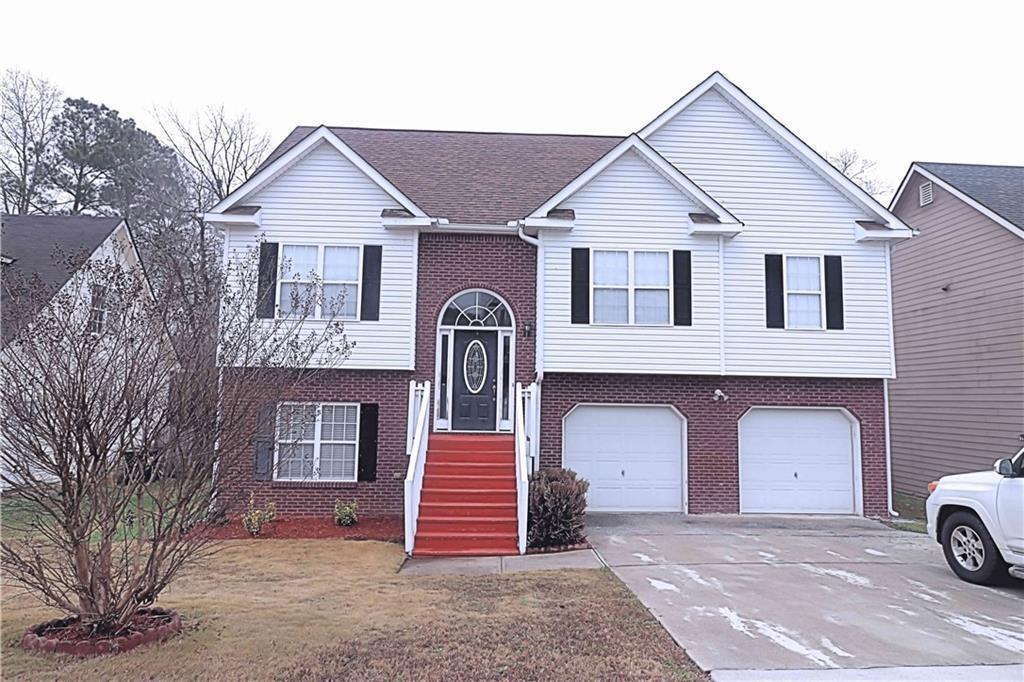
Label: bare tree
xmin=1 ymin=241 xmax=348 ymax=634
xmin=154 ymin=106 xmax=270 ymax=304
xmin=0 ymin=69 xmax=62 ymax=214
xmin=828 ymin=148 xmax=891 ymax=200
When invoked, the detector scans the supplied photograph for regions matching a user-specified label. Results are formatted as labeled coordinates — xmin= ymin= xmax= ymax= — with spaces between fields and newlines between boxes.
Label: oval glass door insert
xmin=463 ymin=340 xmax=487 ymax=394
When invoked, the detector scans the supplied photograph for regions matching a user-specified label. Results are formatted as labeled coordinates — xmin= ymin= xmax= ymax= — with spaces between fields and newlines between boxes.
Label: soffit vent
xmin=919 ymin=181 xmax=934 ymax=207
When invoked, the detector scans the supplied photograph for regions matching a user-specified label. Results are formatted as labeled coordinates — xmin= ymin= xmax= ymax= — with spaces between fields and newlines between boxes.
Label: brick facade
xmin=221 ymin=232 xmax=538 ymax=517
xmin=539 ymin=373 xmax=889 ymax=517
xmin=414 ymin=232 xmax=536 ymax=385
xmin=220 ymin=368 xmax=410 ymax=517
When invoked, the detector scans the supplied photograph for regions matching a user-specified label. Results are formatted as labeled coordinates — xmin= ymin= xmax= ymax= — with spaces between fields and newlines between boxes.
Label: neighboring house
xmin=1 ymin=214 xmax=146 ymax=487
xmin=1 ymin=214 xmax=139 ymax=344
xmin=888 ymin=163 xmax=1024 ymax=498
xmin=205 ymin=72 xmax=912 ymax=556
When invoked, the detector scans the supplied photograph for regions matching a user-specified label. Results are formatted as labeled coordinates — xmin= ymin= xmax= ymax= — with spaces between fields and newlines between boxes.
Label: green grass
xmin=885 ymin=491 xmax=928 ymax=533
xmin=2 ymin=488 xmax=166 ymax=542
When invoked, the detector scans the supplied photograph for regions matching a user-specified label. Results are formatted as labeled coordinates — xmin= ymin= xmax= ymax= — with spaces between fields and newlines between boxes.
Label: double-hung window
xmin=88 ymin=284 xmax=109 ymax=334
xmin=592 ymin=249 xmax=671 ymax=325
xmin=784 ymin=256 xmax=824 ymax=329
xmin=275 ymin=402 xmax=359 ymax=482
xmin=278 ymin=244 xmax=361 ymax=319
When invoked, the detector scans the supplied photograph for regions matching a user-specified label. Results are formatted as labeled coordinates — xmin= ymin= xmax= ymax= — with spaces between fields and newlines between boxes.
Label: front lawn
xmin=2 ymin=539 xmax=704 ymax=681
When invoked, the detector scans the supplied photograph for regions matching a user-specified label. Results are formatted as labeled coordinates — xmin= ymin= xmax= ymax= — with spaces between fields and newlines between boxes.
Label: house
xmin=888 ymin=163 xmax=1024 ymax=498
xmin=204 ymin=72 xmax=912 ymax=556
xmin=1 ymin=214 xmax=146 ymax=487
xmin=1 ymin=214 xmax=139 ymax=345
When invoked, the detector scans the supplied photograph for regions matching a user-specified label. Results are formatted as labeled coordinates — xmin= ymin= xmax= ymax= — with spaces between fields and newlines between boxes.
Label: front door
xmin=452 ymin=330 xmax=498 ymax=431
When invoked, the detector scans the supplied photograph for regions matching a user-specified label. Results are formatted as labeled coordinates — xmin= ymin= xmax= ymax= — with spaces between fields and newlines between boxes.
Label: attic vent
xmin=919 ymin=181 xmax=934 ymax=207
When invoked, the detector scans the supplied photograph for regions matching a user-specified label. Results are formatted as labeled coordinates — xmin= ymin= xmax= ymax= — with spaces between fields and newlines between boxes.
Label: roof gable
xmin=254 ymin=127 xmax=621 ymax=225
xmin=639 ymin=72 xmax=909 ymax=232
xmin=1 ymin=214 xmax=126 ymax=343
xmin=529 ymin=134 xmax=741 ymax=226
xmin=891 ymin=163 xmax=1023 ymax=238
xmin=210 ymin=126 xmax=429 ymax=218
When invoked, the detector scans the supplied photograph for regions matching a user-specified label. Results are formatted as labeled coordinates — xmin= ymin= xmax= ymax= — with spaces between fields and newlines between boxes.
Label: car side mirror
xmin=994 ymin=458 xmax=1015 ymax=477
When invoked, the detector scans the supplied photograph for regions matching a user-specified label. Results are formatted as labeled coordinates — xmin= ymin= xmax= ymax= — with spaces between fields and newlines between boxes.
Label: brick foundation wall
xmin=539 ymin=374 xmax=888 ymax=517
xmin=414 ymin=233 xmax=536 ymax=385
xmin=220 ymin=368 xmax=410 ymax=516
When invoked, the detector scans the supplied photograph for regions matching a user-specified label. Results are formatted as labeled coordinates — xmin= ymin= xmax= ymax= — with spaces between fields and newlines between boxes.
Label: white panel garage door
xmin=563 ymin=405 xmax=685 ymax=511
xmin=739 ymin=408 xmax=858 ymax=514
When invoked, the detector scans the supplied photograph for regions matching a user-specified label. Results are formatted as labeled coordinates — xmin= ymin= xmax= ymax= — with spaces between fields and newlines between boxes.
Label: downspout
xmin=884 ymin=381 xmax=898 ymax=518
xmin=516 ymin=222 xmax=541 ymax=381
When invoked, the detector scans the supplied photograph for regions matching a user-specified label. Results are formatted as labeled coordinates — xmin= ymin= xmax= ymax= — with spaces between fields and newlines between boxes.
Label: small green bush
xmin=241 ymin=492 xmax=277 ymax=537
xmin=527 ymin=468 xmax=589 ymax=548
xmin=334 ymin=499 xmax=358 ymax=527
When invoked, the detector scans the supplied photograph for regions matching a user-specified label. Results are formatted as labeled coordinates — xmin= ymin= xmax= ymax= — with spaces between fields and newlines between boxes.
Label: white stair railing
xmin=404 ymin=380 xmax=431 ymax=554
xmin=514 ymin=382 xmax=538 ymax=555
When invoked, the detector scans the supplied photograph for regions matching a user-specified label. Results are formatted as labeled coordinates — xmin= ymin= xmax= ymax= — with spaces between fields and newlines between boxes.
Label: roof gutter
xmin=515 ymin=221 xmax=539 ymax=246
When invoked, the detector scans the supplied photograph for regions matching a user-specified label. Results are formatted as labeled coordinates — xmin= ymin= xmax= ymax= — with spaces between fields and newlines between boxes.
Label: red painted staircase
xmin=413 ymin=433 xmax=519 ymax=556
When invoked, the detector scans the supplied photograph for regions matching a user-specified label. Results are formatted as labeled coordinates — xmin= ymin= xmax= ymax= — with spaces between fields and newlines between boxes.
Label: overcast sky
xmin=3 ymin=0 xmax=1020 ymax=202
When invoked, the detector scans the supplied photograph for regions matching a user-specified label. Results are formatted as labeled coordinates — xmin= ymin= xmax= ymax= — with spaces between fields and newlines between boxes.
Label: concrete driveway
xmin=588 ymin=514 xmax=1024 ymax=680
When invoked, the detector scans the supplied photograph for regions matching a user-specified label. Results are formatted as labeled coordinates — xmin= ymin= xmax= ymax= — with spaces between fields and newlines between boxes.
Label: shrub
xmin=334 ymin=499 xmax=358 ymax=526
xmin=527 ymin=468 xmax=589 ymax=548
xmin=241 ymin=492 xmax=277 ymax=537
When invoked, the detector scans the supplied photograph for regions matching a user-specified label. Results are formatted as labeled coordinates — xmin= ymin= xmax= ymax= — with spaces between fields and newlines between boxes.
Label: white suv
xmin=926 ymin=447 xmax=1024 ymax=585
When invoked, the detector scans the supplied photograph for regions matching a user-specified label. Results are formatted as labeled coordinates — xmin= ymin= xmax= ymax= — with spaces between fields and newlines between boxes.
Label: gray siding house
xmin=889 ymin=163 xmax=1024 ymax=497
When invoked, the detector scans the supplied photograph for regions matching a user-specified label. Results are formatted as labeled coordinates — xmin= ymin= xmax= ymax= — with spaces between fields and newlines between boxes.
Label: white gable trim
xmin=529 ymin=134 xmax=742 ymax=227
xmin=208 ymin=126 xmax=428 ymax=218
xmin=639 ymin=72 xmax=910 ymax=232
xmin=891 ymin=164 xmax=1024 ymax=239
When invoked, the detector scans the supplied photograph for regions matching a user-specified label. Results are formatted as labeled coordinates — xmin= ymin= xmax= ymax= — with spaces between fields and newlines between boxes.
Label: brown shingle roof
xmin=259 ymin=127 xmax=622 ymax=224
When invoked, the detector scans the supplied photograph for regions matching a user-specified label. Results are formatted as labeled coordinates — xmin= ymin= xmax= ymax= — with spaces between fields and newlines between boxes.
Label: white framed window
xmin=784 ymin=255 xmax=824 ymax=329
xmin=88 ymin=284 xmax=109 ymax=334
xmin=591 ymin=249 xmax=671 ymax=325
xmin=274 ymin=402 xmax=359 ymax=482
xmin=277 ymin=244 xmax=361 ymax=320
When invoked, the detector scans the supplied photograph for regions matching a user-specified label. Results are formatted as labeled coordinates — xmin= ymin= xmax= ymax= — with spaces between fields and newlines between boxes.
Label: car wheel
xmin=940 ymin=511 xmax=1009 ymax=586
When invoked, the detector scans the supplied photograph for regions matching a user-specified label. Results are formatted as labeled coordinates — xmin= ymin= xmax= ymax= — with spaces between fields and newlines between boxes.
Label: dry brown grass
xmin=2 ymin=539 xmax=704 ymax=681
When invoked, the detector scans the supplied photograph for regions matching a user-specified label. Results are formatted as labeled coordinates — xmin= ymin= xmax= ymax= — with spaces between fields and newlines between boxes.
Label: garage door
xmin=739 ymin=408 xmax=858 ymax=514
xmin=563 ymin=405 xmax=685 ymax=511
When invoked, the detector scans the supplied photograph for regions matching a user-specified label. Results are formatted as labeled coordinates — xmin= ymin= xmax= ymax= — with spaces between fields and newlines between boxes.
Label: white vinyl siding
xmin=541 ymin=149 xmax=722 ymax=374
xmin=223 ymin=141 xmax=415 ymax=369
xmin=275 ymin=402 xmax=359 ymax=482
xmin=645 ymin=88 xmax=894 ymax=377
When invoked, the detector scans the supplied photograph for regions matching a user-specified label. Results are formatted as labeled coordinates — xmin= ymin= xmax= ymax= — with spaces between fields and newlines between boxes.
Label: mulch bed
xmin=22 ymin=607 xmax=181 ymax=657
xmin=526 ymin=540 xmax=592 ymax=554
xmin=209 ymin=515 xmax=404 ymax=542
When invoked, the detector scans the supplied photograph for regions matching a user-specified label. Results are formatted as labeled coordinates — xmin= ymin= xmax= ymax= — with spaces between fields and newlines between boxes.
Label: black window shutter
xmin=360 ymin=245 xmax=382 ymax=321
xmin=672 ymin=250 xmax=692 ymax=326
xmin=254 ymin=403 xmax=276 ymax=481
xmin=824 ymin=255 xmax=844 ymax=330
xmin=765 ymin=254 xmax=784 ymax=328
xmin=357 ymin=404 xmax=379 ymax=482
xmin=570 ymin=248 xmax=590 ymax=324
xmin=256 ymin=242 xmax=279 ymax=319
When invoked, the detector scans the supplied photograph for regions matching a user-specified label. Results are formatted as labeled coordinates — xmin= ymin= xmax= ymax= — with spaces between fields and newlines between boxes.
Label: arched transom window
xmin=441 ymin=291 xmax=513 ymax=328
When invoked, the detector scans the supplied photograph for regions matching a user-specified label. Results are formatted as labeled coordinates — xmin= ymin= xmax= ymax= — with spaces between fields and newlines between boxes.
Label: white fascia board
xmin=529 ymin=134 xmax=741 ymax=226
xmin=382 ymin=216 xmax=433 ymax=229
xmin=202 ymin=210 xmax=262 ymax=228
xmin=855 ymin=223 xmax=913 ymax=242
xmin=891 ymin=164 xmax=1024 ymax=239
xmin=689 ymin=222 xmax=743 ymax=238
xmin=431 ymin=222 xmax=517 ymax=235
xmin=522 ymin=216 xmax=574 ymax=230
xmin=208 ymin=126 xmax=428 ymax=218
xmin=640 ymin=72 xmax=910 ymax=233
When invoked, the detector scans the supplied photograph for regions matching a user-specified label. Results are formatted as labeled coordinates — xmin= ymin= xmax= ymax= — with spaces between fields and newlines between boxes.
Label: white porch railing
xmin=514 ymin=382 xmax=539 ymax=555
xmin=404 ymin=380 xmax=431 ymax=554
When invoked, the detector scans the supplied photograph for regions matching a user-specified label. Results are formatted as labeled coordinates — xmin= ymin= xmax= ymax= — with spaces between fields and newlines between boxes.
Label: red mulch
xmin=208 ymin=515 xmax=404 ymax=542
xmin=41 ymin=612 xmax=172 ymax=642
